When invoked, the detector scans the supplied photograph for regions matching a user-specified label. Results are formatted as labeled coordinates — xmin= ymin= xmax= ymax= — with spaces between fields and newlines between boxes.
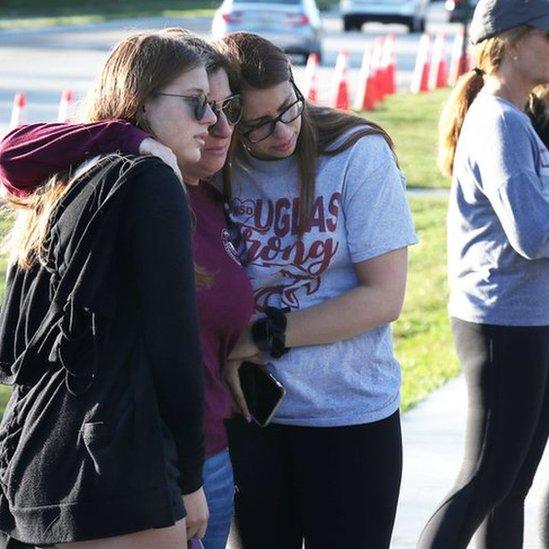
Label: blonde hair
xmin=438 ymin=26 xmax=531 ymax=177
xmin=3 ymin=175 xmax=70 ymax=269
xmin=5 ymin=31 xmax=204 ymax=272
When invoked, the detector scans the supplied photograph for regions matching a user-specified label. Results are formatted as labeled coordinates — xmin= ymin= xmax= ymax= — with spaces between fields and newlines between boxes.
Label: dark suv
xmin=444 ymin=0 xmax=477 ymax=23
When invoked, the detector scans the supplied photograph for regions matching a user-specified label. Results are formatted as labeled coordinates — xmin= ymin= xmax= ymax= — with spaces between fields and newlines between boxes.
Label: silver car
xmin=211 ymin=0 xmax=322 ymax=62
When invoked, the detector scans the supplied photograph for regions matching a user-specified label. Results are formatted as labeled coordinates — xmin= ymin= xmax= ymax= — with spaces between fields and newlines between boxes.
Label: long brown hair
xmin=438 ymin=26 xmax=531 ymax=177
xmin=6 ymin=31 xmax=204 ymax=272
xmin=218 ymin=32 xmax=396 ymax=236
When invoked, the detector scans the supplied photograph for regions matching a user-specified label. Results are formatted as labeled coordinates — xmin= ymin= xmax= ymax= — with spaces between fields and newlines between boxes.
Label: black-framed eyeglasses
xmin=154 ymin=91 xmax=212 ymax=121
xmin=238 ymin=82 xmax=304 ymax=144
xmin=210 ymin=94 xmax=242 ymax=127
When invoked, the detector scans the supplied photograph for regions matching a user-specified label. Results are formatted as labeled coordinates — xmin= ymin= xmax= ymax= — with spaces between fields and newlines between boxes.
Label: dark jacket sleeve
xmin=123 ymin=161 xmax=204 ymax=494
xmin=0 ymin=121 xmax=149 ymax=197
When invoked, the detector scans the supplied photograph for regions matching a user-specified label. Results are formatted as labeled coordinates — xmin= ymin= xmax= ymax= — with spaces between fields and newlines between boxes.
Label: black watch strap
xmin=251 ymin=307 xmax=290 ymax=359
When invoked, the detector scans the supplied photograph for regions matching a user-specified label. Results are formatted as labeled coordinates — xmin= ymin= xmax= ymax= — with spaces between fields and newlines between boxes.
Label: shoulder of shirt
xmin=115 ymin=155 xmax=187 ymax=212
xmin=325 ymin=126 xmax=388 ymax=152
xmin=323 ymin=128 xmax=392 ymax=167
xmin=326 ymin=130 xmax=394 ymax=178
xmin=469 ymin=94 xmax=533 ymax=135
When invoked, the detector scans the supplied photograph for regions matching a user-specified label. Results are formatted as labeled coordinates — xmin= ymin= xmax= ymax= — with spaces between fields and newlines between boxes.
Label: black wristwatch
xmin=251 ymin=307 xmax=290 ymax=359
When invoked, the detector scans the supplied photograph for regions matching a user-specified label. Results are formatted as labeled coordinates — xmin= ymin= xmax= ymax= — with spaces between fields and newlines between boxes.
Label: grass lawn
xmin=0 ymin=0 xmax=338 ymax=29
xmin=364 ymin=89 xmax=452 ymax=189
xmin=0 ymin=196 xmax=455 ymax=415
xmin=0 ymin=0 xmax=220 ymax=29
xmin=397 ymin=197 xmax=458 ymax=411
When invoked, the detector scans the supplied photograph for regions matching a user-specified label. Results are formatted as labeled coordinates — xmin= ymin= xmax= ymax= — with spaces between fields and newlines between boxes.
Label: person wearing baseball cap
xmin=418 ymin=1 xmax=549 ymax=548
xmin=469 ymin=0 xmax=549 ymax=44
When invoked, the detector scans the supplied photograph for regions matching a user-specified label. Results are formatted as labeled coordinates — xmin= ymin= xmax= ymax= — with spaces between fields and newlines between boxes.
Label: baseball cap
xmin=470 ymin=0 xmax=549 ymax=44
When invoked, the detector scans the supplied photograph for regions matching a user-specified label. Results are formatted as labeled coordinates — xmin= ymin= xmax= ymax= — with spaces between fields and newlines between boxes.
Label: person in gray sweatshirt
xmin=418 ymin=1 xmax=549 ymax=548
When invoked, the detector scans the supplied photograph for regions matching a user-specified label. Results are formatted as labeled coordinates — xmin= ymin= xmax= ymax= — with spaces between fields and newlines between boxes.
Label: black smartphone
xmin=238 ymin=361 xmax=286 ymax=427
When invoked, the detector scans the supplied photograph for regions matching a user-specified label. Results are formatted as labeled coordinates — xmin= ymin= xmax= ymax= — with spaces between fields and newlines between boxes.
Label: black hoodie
xmin=0 ymin=155 xmax=204 ymax=546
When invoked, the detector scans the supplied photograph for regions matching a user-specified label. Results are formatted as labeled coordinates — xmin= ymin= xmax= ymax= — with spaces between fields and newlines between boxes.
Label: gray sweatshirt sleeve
xmin=475 ymin=107 xmax=549 ymax=260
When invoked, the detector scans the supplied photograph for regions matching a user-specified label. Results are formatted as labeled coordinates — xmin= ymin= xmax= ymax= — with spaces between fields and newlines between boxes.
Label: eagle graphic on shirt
xmin=229 ymin=192 xmax=342 ymax=312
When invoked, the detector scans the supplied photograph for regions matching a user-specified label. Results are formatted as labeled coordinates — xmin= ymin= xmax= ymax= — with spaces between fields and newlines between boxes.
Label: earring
xmin=513 ymin=56 xmax=518 ymax=61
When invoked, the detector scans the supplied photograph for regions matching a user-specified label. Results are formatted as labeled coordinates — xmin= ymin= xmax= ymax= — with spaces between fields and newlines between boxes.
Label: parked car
xmin=444 ymin=0 xmax=477 ymax=23
xmin=340 ymin=0 xmax=430 ymax=33
xmin=211 ymin=0 xmax=322 ymax=62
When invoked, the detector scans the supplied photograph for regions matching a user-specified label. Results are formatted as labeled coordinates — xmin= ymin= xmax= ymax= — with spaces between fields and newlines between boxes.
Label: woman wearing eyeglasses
xmin=0 ymin=32 xmax=254 ymax=549
xmin=215 ymin=32 xmax=417 ymax=549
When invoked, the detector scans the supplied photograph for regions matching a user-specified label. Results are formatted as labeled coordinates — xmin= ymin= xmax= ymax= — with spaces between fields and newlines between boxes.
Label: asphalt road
xmin=0 ymin=4 xmax=463 ymax=133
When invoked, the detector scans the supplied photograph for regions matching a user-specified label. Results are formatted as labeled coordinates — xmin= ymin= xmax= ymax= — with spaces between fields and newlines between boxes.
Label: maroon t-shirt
xmin=189 ymin=182 xmax=254 ymax=456
xmin=0 ymin=122 xmax=255 ymax=457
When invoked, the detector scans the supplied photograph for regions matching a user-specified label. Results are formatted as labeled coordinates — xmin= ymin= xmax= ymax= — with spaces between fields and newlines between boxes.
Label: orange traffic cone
xmin=58 ymin=88 xmax=74 ymax=122
xmin=370 ymin=37 xmax=385 ymax=104
xmin=410 ymin=33 xmax=431 ymax=93
xmin=428 ymin=32 xmax=447 ymax=90
xmin=448 ymin=29 xmax=468 ymax=86
xmin=353 ymin=44 xmax=376 ymax=111
xmin=9 ymin=92 xmax=26 ymax=130
xmin=381 ymin=34 xmax=397 ymax=96
xmin=332 ymin=49 xmax=350 ymax=110
xmin=303 ymin=53 xmax=320 ymax=103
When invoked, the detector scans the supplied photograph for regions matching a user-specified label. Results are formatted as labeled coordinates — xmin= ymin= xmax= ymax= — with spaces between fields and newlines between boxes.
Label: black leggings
xmin=418 ymin=319 xmax=549 ymax=549
xmin=226 ymin=411 xmax=402 ymax=549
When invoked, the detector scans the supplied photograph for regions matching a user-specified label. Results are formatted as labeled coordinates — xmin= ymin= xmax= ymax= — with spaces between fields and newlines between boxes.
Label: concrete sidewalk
xmin=392 ymin=375 xmax=548 ymax=548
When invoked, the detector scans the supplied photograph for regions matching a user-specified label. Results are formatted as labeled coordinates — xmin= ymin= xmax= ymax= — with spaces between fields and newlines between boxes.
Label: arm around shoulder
xmin=0 ymin=120 xmax=149 ymax=196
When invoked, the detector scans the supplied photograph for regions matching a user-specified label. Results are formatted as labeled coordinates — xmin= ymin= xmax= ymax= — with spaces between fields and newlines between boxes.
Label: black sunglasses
xmin=154 ymin=91 xmax=212 ymax=121
xmin=238 ymin=82 xmax=304 ymax=144
xmin=210 ymin=94 xmax=242 ymax=127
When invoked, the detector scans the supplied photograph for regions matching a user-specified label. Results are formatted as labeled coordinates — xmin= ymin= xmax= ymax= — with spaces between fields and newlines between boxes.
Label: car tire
xmin=343 ymin=16 xmax=360 ymax=32
xmin=406 ymin=16 xmax=424 ymax=33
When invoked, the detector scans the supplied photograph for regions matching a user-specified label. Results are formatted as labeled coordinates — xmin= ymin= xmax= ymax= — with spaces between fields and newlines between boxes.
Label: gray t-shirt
xmin=448 ymin=93 xmax=549 ymax=326
xmin=226 ymin=133 xmax=418 ymax=427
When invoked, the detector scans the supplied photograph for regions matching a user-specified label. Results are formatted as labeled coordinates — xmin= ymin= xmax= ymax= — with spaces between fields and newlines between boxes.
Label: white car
xmin=211 ymin=0 xmax=322 ymax=62
xmin=340 ymin=0 xmax=430 ymax=33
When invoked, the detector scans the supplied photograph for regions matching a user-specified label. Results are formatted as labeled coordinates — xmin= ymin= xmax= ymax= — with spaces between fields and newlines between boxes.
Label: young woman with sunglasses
xmin=0 ymin=31 xmax=218 ymax=549
xmin=214 ymin=32 xmax=417 ymax=549
xmin=0 ymin=33 xmax=254 ymax=549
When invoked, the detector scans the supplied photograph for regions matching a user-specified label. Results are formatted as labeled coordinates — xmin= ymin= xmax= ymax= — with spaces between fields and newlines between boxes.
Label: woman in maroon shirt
xmin=0 ymin=33 xmax=254 ymax=549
